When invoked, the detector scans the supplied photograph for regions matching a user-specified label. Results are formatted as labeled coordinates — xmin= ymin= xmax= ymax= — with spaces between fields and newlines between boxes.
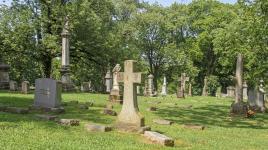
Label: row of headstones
xmin=32 ymin=60 xmax=175 ymax=147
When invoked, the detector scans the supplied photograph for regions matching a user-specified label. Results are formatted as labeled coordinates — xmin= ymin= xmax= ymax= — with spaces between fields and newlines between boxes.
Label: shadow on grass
xmin=154 ymin=104 xmax=268 ymax=129
xmin=0 ymin=96 xmax=114 ymax=126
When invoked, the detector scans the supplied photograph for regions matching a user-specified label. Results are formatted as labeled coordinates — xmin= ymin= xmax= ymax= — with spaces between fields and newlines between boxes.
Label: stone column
xmin=110 ymin=64 xmax=122 ymax=103
xmin=161 ymin=76 xmax=167 ymax=96
xmin=148 ymin=74 xmax=154 ymax=96
xmin=202 ymin=76 xmax=208 ymax=96
xmin=242 ymin=81 xmax=248 ymax=100
xmin=230 ymin=53 xmax=248 ymax=115
xmin=177 ymin=73 xmax=188 ymax=98
xmin=60 ymin=17 xmax=74 ymax=91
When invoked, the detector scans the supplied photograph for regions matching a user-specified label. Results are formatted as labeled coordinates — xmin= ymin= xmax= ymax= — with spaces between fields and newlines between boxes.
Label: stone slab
xmin=137 ymin=126 xmax=151 ymax=134
xmin=153 ymin=119 xmax=173 ymax=125
xmin=85 ymin=124 xmax=112 ymax=132
xmin=6 ymin=107 xmax=29 ymax=114
xmin=144 ymin=131 xmax=174 ymax=147
xmin=183 ymin=124 xmax=205 ymax=130
xmin=59 ymin=119 xmax=79 ymax=126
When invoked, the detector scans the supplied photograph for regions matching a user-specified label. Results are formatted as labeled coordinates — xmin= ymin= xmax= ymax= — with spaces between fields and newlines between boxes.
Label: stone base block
xmin=144 ymin=131 xmax=174 ymax=147
xmin=85 ymin=124 xmax=112 ymax=132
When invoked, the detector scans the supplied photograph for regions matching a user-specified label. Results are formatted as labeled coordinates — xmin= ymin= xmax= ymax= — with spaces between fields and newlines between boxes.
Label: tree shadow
xmin=153 ymin=104 xmax=268 ymax=129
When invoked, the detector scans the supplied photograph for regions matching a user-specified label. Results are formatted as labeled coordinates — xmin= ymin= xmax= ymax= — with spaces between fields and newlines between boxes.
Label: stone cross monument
xmin=60 ymin=16 xmax=74 ymax=91
xmin=116 ymin=60 xmax=144 ymax=132
xmin=161 ymin=76 xmax=167 ymax=96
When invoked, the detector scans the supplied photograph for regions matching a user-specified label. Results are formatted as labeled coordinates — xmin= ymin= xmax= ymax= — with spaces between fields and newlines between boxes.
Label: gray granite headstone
xmin=9 ymin=81 xmax=18 ymax=91
xmin=34 ymin=78 xmax=62 ymax=108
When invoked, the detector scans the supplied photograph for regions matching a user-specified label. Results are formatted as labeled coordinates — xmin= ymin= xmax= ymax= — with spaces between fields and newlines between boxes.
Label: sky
xmin=0 ymin=0 xmax=237 ymax=6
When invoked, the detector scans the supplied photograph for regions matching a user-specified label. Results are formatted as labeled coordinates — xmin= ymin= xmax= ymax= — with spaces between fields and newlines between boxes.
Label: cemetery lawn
xmin=0 ymin=91 xmax=268 ymax=150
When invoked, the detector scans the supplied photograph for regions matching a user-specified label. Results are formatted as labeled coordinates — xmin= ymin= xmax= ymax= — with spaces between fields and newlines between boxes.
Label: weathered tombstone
xmin=116 ymin=60 xmax=144 ymax=132
xmin=161 ymin=76 xmax=167 ymax=96
xmin=216 ymin=87 xmax=222 ymax=98
xmin=144 ymin=131 xmax=174 ymax=147
xmin=148 ymin=74 xmax=154 ymax=97
xmin=177 ymin=73 xmax=189 ymax=98
xmin=227 ymin=86 xmax=235 ymax=98
xmin=105 ymin=70 xmax=112 ymax=93
xmin=248 ymin=80 xmax=266 ymax=112
xmin=81 ymin=82 xmax=91 ymax=92
xmin=34 ymin=78 xmax=62 ymax=108
xmin=0 ymin=59 xmax=10 ymax=90
xmin=109 ymin=64 xmax=122 ymax=103
xmin=9 ymin=81 xmax=18 ymax=91
xmin=230 ymin=54 xmax=248 ymax=115
xmin=137 ymin=85 xmax=141 ymax=95
xmin=60 ymin=16 xmax=74 ymax=91
xmin=21 ymin=81 xmax=30 ymax=94
xmin=242 ymin=81 xmax=248 ymax=100
xmin=143 ymin=80 xmax=148 ymax=96
xmin=188 ymin=83 xmax=192 ymax=97
xmin=202 ymin=76 xmax=208 ymax=96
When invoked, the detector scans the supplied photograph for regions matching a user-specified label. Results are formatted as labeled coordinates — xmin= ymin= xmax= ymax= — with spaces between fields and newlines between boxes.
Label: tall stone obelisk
xmin=60 ymin=17 xmax=74 ymax=91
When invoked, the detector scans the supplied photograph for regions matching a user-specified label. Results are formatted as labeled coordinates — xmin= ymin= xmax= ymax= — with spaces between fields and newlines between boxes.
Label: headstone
xmin=0 ymin=61 xmax=10 ymax=90
xmin=202 ymin=76 xmax=208 ymax=96
xmin=105 ymin=70 xmax=112 ymax=93
xmin=230 ymin=53 xmax=248 ymax=115
xmin=81 ymin=82 xmax=91 ymax=92
xmin=177 ymin=73 xmax=189 ymax=98
xmin=144 ymin=131 xmax=174 ymax=147
xmin=161 ymin=76 xmax=167 ymax=96
xmin=21 ymin=81 xmax=30 ymax=94
xmin=188 ymin=83 xmax=192 ymax=97
xmin=34 ymin=78 xmax=62 ymax=108
xmin=148 ymin=74 xmax=155 ymax=97
xmin=116 ymin=60 xmax=144 ymax=132
xmin=9 ymin=81 xmax=18 ymax=91
xmin=143 ymin=81 xmax=148 ymax=96
xmin=227 ymin=86 xmax=235 ymax=98
xmin=248 ymin=80 xmax=266 ymax=112
xmin=153 ymin=119 xmax=173 ymax=125
xmin=242 ymin=81 xmax=248 ymax=100
xmin=137 ymin=85 xmax=141 ymax=95
xmin=60 ymin=16 xmax=75 ymax=91
xmin=109 ymin=64 xmax=122 ymax=103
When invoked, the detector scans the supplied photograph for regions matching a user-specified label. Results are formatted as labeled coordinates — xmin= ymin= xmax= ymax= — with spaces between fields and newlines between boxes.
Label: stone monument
xmin=109 ymin=64 xmax=122 ymax=103
xmin=0 ymin=58 xmax=10 ymax=90
xmin=227 ymin=86 xmax=235 ymax=98
xmin=116 ymin=60 xmax=144 ymax=132
xmin=161 ymin=76 xmax=167 ymax=96
xmin=248 ymin=80 xmax=266 ymax=112
xmin=148 ymin=74 xmax=154 ymax=96
xmin=60 ymin=16 xmax=74 ymax=91
xmin=230 ymin=53 xmax=248 ymax=115
xmin=177 ymin=73 xmax=189 ymax=98
xmin=242 ymin=81 xmax=248 ymax=100
xmin=202 ymin=76 xmax=208 ymax=96
xmin=81 ymin=82 xmax=91 ymax=92
xmin=34 ymin=78 xmax=62 ymax=108
xmin=21 ymin=81 xmax=30 ymax=94
xmin=105 ymin=70 xmax=112 ymax=93
xmin=9 ymin=81 xmax=18 ymax=91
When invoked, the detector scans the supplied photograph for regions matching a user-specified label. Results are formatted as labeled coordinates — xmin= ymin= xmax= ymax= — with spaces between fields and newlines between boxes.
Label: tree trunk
xmin=235 ymin=53 xmax=243 ymax=103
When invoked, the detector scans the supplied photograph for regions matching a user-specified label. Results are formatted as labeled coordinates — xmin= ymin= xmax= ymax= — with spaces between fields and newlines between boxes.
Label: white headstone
xmin=148 ymin=74 xmax=154 ymax=96
xmin=105 ymin=70 xmax=112 ymax=93
xmin=34 ymin=78 xmax=62 ymax=108
xmin=21 ymin=81 xmax=30 ymax=94
xmin=161 ymin=76 xmax=167 ymax=96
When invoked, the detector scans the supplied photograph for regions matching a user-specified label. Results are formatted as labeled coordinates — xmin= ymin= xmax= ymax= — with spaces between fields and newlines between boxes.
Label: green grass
xmin=0 ymin=91 xmax=268 ymax=150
